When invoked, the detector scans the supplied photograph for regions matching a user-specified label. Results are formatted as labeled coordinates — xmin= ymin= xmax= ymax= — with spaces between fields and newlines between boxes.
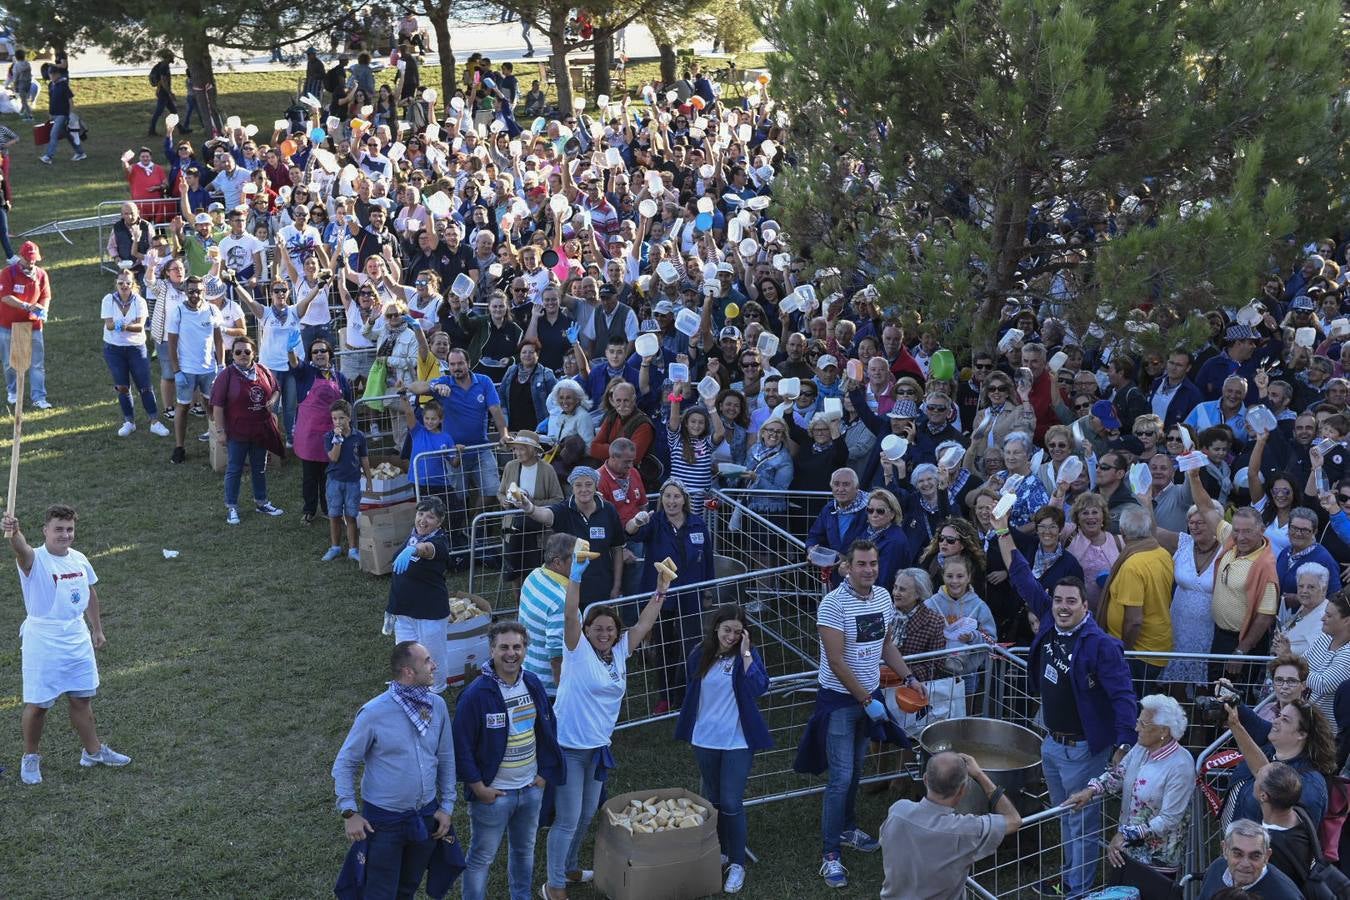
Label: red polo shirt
xmin=0 ymin=263 xmax=49 ymax=332
xmin=597 ymin=462 xmax=646 ymax=525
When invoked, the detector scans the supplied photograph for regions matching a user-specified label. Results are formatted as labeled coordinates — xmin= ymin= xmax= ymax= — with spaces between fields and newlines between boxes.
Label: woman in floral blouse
xmin=1065 ymin=694 xmax=1195 ymax=878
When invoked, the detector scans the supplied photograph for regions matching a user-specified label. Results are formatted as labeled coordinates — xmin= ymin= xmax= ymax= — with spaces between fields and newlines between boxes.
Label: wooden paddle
xmin=6 ymin=321 xmax=32 ymax=523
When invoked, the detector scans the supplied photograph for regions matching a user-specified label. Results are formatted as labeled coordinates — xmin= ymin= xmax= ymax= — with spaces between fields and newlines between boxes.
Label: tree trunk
xmin=181 ymin=30 xmax=222 ymax=136
xmin=550 ymin=27 xmax=572 ymax=116
xmin=591 ymin=27 xmax=613 ymax=98
xmin=427 ymin=5 xmax=455 ymax=103
xmin=658 ymin=42 xmax=677 ymax=86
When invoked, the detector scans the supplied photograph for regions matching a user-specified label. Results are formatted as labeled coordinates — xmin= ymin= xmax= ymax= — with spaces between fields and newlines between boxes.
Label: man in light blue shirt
xmin=332 ymin=641 xmax=456 ymax=898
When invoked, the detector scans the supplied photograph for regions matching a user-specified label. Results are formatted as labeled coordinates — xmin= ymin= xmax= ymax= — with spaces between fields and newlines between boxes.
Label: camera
xmin=317 ymin=270 xmax=333 ymax=285
xmin=1195 ymin=691 xmax=1238 ymax=725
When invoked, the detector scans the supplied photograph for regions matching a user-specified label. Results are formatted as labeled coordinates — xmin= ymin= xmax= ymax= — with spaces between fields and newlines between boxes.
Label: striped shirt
xmin=518 ymin=566 xmax=568 ymax=697
xmin=1304 ymin=633 xmax=1350 ymax=731
xmin=817 ymin=579 xmax=896 ymax=695
xmin=667 ymin=427 xmax=714 ymax=503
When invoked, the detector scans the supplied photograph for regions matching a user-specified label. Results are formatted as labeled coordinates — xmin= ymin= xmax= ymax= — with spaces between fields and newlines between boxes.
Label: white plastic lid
xmin=698 ymin=376 xmax=721 ymax=399
xmin=668 ymin=362 xmax=689 ymax=383
xmin=639 ymin=199 xmax=658 ymax=218
xmin=657 ymin=260 xmax=679 ymax=284
xmin=777 ymin=377 xmax=801 ymax=398
xmin=992 ymin=494 xmax=1016 ymax=520
xmin=757 ymin=333 xmax=779 ymax=357
xmin=1057 ymin=455 xmax=1084 ymax=484
xmin=881 ymin=435 xmax=908 ymax=460
xmin=549 ymin=193 xmax=571 ymax=215
xmin=727 ymin=220 xmax=743 ymax=243
xmin=746 ymin=196 xmax=772 ymax=211
xmin=635 ymin=333 xmax=659 ymax=358
xmin=675 ymin=308 xmax=701 ymax=336
xmin=605 ymin=147 xmax=623 ymax=168
xmin=940 ymin=445 xmax=965 ymax=469
xmin=738 ymin=237 xmax=759 ymax=258
xmin=697 ymin=197 xmax=715 ymax=214
xmin=1296 ymin=327 xmax=1317 ymax=348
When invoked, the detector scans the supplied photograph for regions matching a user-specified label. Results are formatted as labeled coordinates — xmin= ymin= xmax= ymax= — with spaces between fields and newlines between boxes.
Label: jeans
xmin=272 ymin=367 xmax=297 ymax=440
xmin=821 ymin=703 xmax=868 ymax=856
xmin=547 ymin=747 xmax=605 ymax=888
xmin=183 ymin=94 xmax=201 ymax=130
xmin=463 ymin=784 xmax=544 ymax=900
xmin=103 ymin=343 xmax=158 ymax=420
xmin=363 ymin=820 xmax=437 ymax=900
xmin=1042 ymin=736 xmax=1112 ymax=896
xmin=694 ymin=746 xmax=753 ymax=866
xmin=149 ymin=90 xmax=177 ymax=133
xmin=224 ymin=439 xmax=269 ymax=507
xmin=0 ymin=204 xmax=13 ymax=258
xmin=42 ymin=113 xmax=81 ymax=160
xmin=0 ymin=325 xmax=45 ymax=401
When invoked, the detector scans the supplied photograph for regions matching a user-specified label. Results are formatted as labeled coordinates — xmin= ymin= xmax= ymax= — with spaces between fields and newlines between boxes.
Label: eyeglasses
xmin=1273 ymin=676 xmax=1303 ymax=686
xmin=232 ymin=348 xmax=253 ymax=356
xmin=974 ymin=363 xmax=993 ymax=370
xmin=1036 ymin=523 xmax=1060 ymax=532
xmin=1047 ymin=441 xmax=1069 ymax=449
xmin=1075 ymin=402 xmax=1092 ymax=411
xmin=358 ymin=290 xmax=375 ymax=296
xmin=185 ymin=288 xmax=203 ymax=296
xmin=742 ymin=361 xmax=761 ymax=369
xmin=1134 ymin=430 xmax=1157 ymax=438
xmin=927 ymin=406 xmax=949 ymax=413
xmin=867 ymin=507 xmax=890 ymax=515
xmin=1339 ymin=494 xmax=1350 ymax=504
xmin=271 ymin=287 xmax=289 ymax=294
xmin=1288 ymin=524 xmax=1314 ymax=535
xmin=1097 ymin=463 xmax=1121 ymax=472
xmin=513 ymin=287 xmax=530 ymax=293
xmin=385 ymin=313 xmax=402 ymax=319
xmin=1166 ymin=434 xmax=1183 ymax=442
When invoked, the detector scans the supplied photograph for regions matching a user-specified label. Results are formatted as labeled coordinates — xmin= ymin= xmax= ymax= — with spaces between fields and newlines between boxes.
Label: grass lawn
xmin=0 ymin=57 xmax=902 ymax=900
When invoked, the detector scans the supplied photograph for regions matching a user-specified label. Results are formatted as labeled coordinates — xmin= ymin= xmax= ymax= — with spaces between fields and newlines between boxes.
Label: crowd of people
xmin=8 ymin=16 xmax=1350 ymax=899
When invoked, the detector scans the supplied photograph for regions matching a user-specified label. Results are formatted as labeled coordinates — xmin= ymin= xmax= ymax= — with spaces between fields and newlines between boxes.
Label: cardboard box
xmin=445 ymin=593 xmax=493 ymax=686
xmin=593 ymin=788 xmax=722 ymax=900
xmin=362 ymin=454 xmax=415 ymax=509
xmin=358 ymin=501 xmax=416 ymax=575
xmin=209 ymin=436 xmax=227 ymax=474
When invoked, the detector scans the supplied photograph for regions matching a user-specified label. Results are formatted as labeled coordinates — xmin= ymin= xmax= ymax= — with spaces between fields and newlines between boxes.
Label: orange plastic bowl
xmin=894 ymin=686 xmax=926 ymax=713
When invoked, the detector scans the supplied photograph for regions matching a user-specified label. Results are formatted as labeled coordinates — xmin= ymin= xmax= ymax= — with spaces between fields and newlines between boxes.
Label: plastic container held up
xmin=638 ymin=198 xmax=658 ymax=218
xmin=939 ymin=445 xmax=965 ymax=470
xmin=697 ymin=376 xmax=721 ymax=401
xmin=1236 ymin=303 xmax=1264 ymax=326
xmin=992 ymin=494 xmax=1017 ymax=521
xmin=657 ymin=260 xmax=680 ymax=285
xmin=1331 ymin=318 xmax=1350 ymax=339
xmin=1177 ymin=450 xmax=1208 ymax=473
xmin=668 ymin=362 xmax=690 ymax=384
xmin=675 ymin=308 xmax=701 ymax=337
xmin=697 ymin=196 xmax=715 ymax=214
xmin=807 ymin=545 xmax=839 ymax=568
xmin=881 ymin=434 xmax=909 ymax=460
xmin=1128 ymin=462 xmax=1152 ymax=495
xmin=738 ymin=237 xmax=759 ymax=258
xmin=822 ymin=397 xmax=843 ymax=419
xmin=1048 ymin=351 xmax=1068 ymax=373
xmin=997 ymin=328 xmax=1025 ymax=355
xmin=1246 ymin=405 xmax=1277 ymax=435
xmin=1056 ymin=455 xmax=1084 ymax=485
xmin=604 ymin=147 xmax=623 ymax=168
xmin=1296 ymin=327 xmax=1317 ymax=348
xmin=999 ymin=473 xmax=1024 ymax=496
xmin=727 ymin=219 xmax=743 ymax=243
xmin=777 ymin=377 xmax=801 ymax=398
xmin=757 ymin=332 xmax=779 ymax=357
xmin=451 ymin=273 xmax=475 ymax=299
xmin=635 ymin=333 xmax=659 ymax=358
xmin=846 ymin=359 xmax=864 ymax=381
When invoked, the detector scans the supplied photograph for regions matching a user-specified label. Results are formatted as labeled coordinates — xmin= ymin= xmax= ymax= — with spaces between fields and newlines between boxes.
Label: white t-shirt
xmin=218 ymin=233 xmax=267 ymax=280
xmin=293 ymin=277 xmax=332 ymax=326
xmin=100 ymin=292 xmax=149 ymax=347
xmin=259 ymin=305 xmax=301 ymax=370
xmin=816 ymin=580 xmax=896 ymax=695
xmin=692 ymin=657 xmax=748 ymax=750
xmin=19 ymin=546 xmax=97 ymax=621
xmin=167 ymin=301 xmax=223 ymax=375
xmin=276 ymin=223 xmax=322 ymax=273
xmin=556 ymin=630 xmax=632 ymax=749
xmin=345 ymin=299 xmax=376 ymax=350
xmin=400 ymin=286 xmax=442 ymax=328
xmin=493 ymin=676 xmax=539 ymax=789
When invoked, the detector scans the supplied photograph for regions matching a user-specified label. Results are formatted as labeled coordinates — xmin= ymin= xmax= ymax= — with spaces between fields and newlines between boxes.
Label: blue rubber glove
xmin=569 ymin=556 xmax=590 ymax=583
xmin=287 ymin=330 xmax=302 ymax=350
xmin=565 ymin=323 xmax=580 ymax=344
xmin=114 ymin=321 xmax=124 ymax=332
xmin=863 ymin=698 xmax=887 ymax=723
xmin=31 ymin=306 xmax=47 ymax=321
xmin=392 ymin=545 xmax=418 ymax=574
xmin=403 ymin=314 xmax=417 ymax=327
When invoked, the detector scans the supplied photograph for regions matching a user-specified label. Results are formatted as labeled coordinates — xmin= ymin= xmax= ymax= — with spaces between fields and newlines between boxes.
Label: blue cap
xmin=567 ymin=466 xmax=601 ymax=485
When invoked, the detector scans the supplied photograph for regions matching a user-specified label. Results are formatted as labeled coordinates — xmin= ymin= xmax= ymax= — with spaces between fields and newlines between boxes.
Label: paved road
xmin=64 ymin=19 xmax=770 ymax=80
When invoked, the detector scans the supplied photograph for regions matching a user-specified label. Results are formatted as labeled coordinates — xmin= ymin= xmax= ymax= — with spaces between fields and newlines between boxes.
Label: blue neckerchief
xmin=390 ymin=682 xmax=433 ymax=735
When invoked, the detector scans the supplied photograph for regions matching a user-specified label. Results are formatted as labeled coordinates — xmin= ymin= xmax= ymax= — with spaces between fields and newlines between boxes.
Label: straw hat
xmin=508 ymin=430 xmax=544 ymax=451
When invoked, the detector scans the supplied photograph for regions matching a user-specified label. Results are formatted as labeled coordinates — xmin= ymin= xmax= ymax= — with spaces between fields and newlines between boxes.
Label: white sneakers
xmin=724 ymin=864 xmax=746 ymax=893
xmin=33 ymin=399 xmax=52 ymax=409
xmin=80 ymin=744 xmax=132 ymax=768
xmin=119 ymin=421 xmax=171 ymax=437
xmin=21 ymin=744 xmax=131 ymax=784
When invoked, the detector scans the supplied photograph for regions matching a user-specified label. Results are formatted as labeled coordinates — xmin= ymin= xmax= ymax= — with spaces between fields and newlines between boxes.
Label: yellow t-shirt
xmin=1104 ymin=546 xmax=1176 ymax=666
xmin=1211 ymin=545 xmax=1279 ymax=633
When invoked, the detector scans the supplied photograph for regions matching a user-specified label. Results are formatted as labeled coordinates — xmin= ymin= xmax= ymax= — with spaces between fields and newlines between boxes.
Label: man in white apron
xmin=4 ymin=505 xmax=130 ymax=785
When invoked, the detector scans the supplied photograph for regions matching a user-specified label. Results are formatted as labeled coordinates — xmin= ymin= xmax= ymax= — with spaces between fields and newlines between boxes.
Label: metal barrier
xmin=708 ymin=487 xmax=832 ymax=544
xmin=966 ymin=800 xmax=1125 ymax=899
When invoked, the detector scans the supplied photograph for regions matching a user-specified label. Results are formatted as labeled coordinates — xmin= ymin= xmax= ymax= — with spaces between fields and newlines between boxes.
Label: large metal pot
xmin=918 ymin=717 xmax=1044 ymax=803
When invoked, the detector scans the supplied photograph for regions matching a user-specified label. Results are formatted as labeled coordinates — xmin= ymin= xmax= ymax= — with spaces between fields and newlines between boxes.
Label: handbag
xmin=1294 ymin=806 xmax=1350 ymax=900
xmin=1104 ymin=851 xmax=1180 ymax=900
xmin=361 ymin=358 xmax=388 ymax=405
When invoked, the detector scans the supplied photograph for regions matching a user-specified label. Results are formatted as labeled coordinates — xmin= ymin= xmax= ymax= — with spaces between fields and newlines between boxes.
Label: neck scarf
xmin=1032 ymin=544 xmax=1065 ymax=580
xmin=234 ymin=362 xmax=257 ymax=381
xmin=390 ymin=681 xmax=433 ymax=735
xmin=833 ymin=493 xmax=867 ymax=517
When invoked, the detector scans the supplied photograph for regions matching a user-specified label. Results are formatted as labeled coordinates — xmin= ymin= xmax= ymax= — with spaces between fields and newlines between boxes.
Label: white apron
xmin=20 ymin=615 xmax=99 ymax=704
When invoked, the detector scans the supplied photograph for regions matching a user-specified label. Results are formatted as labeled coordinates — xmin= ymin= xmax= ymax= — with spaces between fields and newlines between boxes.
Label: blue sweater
xmin=674 ymin=645 xmax=773 ymax=751
xmin=1231 ymin=703 xmax=1328 ymax=825
xmin=1276 ymin=543 xmax=1343 ymax=597
xmin=451 ymin=665 xmax=563 ymax=803
xmin=629 ymin=511 xmax=715 ymax=612
xmin=1011 ymin=553 xmax=1138 ymax=753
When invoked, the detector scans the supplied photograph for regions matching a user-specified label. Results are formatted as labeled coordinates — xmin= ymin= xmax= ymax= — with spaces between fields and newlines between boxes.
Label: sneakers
xmin=564 ymin=870 xmax=594 ymax=884
xmin=301 ymin=512 xmax=315 ymax=525
xmin=347 ymin=548 xmax=360 ymax=562
xmin=322 ymin=545 xmax=343 ymax=561
xmin=6 ymin=392 xmax=14 ymax=404
xmin=20 ymin=752 xmax=41 ymax=784
xmin=37 ymin=155 xmax=51 ymax=165
xmin=256 ymin=501 xmax=284 ymax=517
xmin=197 ymin=431 xmax=210 ymax=442
xmin=32 ymin=399 xmax=52 ymax=409
xmin=80 ymin=744 xmax=131 ymax=767
xmin=170 ymin=446 xmax=186 ymax=464
xmin=819 ymin=853 xmax=847 ymax=888
xmin=117 ymin=421 xmax=136 ymax=437
xmin=190 ymin=403 xmax=206 ymax=417
xmin=149 ymin=420 xmax=171 ymax=437
xmin=226 ymin=507 xmax=240 ymax=526
xmin=839 ymin=829 xmax=881 ymax=852
xmin=724 ymin=863 xmax=746 ymax=893
xmin=71 ymin=152 xmax=88 ymax=162
xmin=164 ymin=408 xmax=175 ymax=420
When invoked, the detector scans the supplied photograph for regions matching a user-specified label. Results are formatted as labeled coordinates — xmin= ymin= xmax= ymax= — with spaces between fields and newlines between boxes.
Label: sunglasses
xmin=311 ymin=347 xmax=331 ymax=354
xmin=233 ymin=348 xmax=253 ymax=356
xmin=185 ymin=288 xmax=203 ymax=296
xmin=1166 ymin=434 xmax=1183 ymax=442
xmin=1134 ymin=430 xmax=1157 ymax=438
xmin=974 ymin=363 xmax=993 ymax=370
xmin=896 ymin=388 xmax=917 ymax=396
xmin=271 ymin=287 xmax=289 ymax=294
xmin=1047 ymin=441 xmax=1069 ymax=449
xmin=1097 ymin=463 xmax=1121 ymax=472
xmin=385 ymin=313 xmax=402 ymax=319
xmin=866 ymin=506 xmax=890 ymax=514
xmin=1075 ymin=402 xmax=1092 ymax=411
xmin=359 ymin=290 xmax=376 ymax=296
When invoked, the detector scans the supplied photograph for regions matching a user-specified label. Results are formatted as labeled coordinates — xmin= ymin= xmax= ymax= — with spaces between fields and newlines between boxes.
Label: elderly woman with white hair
xmin=1066 ymin=694 xmax=1195 ymax=882
xmin=542 ymin=377 xmax=595 ymax=480
xmin=1273 ymin=562 xmax=1332 ymax=657
xmin=994 ymin=431 xmax=1050 ymax=530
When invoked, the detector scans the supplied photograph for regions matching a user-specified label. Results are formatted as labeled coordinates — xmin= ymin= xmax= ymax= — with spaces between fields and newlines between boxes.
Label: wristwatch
xmin=341 ymin=808 xmax=357 ymax=819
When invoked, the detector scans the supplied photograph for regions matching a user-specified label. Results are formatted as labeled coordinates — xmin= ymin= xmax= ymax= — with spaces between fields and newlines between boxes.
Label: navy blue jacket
xmin=793 ymin=687 xmax=908 ymax=775
xmin=1276 ymin=543 xmax=1343 ymax=597
xmin=630 ymin=511 xmax=715 ymax=612
xmin=674 ymin=645 xmax=773 ymax=751
xmin=806 ymin=499 xmax=869 ymax=559
xmin=1012 ymin=551 xmax=1137 ymax=753
xmin=1147 ymin=376 xmax=1204 ymax=428
xmin=451 ymin=665 xmax=563 ymax=803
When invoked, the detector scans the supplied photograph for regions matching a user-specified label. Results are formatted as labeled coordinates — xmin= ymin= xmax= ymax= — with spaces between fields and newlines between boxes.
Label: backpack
xmin=1294 ymin=805 xmax=1350 ymax=900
